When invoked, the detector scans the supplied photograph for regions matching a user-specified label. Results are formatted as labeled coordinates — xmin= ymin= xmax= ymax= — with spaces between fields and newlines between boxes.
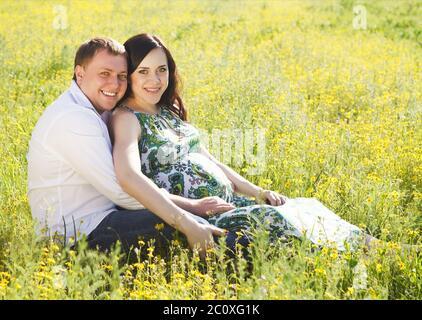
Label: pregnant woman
xmin=111 ymin=33 xmax=377 ymax=253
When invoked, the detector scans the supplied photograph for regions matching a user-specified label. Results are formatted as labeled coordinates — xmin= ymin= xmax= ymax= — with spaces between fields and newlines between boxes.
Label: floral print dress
xmin=129 ymin=106 xmax=363 ymax=251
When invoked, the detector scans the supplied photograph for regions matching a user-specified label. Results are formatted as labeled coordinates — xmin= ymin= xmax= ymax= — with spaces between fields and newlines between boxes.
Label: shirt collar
xmin=68 ymin=80 xmax=113 ymax=124
xmin=69 ymin=80 xmax=101 ymax=116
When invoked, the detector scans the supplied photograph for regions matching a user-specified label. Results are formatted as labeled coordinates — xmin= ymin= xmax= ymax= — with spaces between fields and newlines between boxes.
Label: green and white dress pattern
xmin=129 ymin=105 xmax=363 ymax=251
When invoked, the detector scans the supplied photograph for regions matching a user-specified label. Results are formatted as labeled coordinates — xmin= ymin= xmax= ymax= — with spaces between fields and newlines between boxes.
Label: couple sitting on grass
xmin=27 ymin=34 xmax=403 ymax=261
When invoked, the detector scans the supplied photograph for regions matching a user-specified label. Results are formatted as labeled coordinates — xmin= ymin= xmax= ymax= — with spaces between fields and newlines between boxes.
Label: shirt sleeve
xmin=48 ymin=108 xmax=144 ymax=210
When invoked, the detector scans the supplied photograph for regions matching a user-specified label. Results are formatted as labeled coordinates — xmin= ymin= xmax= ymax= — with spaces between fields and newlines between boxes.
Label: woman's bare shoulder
xmin=109 ymin=105 xmax=141 ymax=143
xmin=110 ymin=105 xmax=140 ymax=132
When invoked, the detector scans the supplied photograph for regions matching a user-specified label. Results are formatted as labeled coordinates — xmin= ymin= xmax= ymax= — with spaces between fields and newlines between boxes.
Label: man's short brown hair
xmin=73 ymin=37 xmax=127 ymax=80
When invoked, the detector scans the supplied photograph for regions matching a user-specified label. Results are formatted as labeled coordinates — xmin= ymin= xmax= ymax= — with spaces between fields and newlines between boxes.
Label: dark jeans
xmin=87 ymin=209 xmax=180 ymax=259
xmin=86 ymin=208 xmax=251 ymax=262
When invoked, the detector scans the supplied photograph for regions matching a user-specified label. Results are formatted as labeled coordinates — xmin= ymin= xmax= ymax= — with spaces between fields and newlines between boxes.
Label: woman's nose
xmin=150 ymin=71 xmax=161 ymax=83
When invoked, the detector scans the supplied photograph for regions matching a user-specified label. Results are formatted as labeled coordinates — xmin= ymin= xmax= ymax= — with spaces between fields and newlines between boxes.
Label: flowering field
xmin=0 ymin=0 xmax=421 ymax=299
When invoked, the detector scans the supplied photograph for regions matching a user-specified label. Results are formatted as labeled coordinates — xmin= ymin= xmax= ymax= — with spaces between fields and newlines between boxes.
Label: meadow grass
xmin=0 ymin=0 xmax=421 ymax=299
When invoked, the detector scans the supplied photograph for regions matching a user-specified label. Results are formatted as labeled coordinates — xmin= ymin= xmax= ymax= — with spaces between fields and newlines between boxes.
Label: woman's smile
xmin=144 ymin=87 xmax=161 ymax=93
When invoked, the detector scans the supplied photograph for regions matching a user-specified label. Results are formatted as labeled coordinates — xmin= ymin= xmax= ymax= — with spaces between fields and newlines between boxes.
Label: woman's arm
xmin=110 ymin=108 xmax=226 ymax=255
xmin=200 ymin=147 xmax=287 ymax=206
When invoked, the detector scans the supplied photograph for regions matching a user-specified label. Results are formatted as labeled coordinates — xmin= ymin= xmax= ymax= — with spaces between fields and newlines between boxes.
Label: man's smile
xmin=100 ymin=89 xmax=118 ymax=97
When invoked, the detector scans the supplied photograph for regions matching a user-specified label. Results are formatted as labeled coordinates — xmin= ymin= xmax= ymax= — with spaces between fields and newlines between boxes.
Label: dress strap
xmin=115 ymin=104 xmax=134 ymax=114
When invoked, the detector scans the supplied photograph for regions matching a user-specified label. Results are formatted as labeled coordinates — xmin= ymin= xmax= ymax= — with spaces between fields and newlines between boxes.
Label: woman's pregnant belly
xmin=151 ymin=152 xmax=234 ymax=201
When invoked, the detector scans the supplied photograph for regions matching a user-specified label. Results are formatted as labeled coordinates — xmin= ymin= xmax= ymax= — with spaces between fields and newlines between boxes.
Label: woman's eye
xmin=159 ymin=67 xmax=167 ymax=72
xmin=139 ymin=70 xmax=148 ymax=74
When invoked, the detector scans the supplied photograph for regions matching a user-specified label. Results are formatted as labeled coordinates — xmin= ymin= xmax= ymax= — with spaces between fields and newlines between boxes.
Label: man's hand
xmin=189 ymin=196 xmax=235 ymax=217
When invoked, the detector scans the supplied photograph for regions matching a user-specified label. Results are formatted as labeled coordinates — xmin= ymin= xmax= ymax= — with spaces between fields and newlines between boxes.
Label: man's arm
xmin=164 ymin=190 xmax=235 ymax=217
xmin=50 ymin=109 xmax=143 ymax=210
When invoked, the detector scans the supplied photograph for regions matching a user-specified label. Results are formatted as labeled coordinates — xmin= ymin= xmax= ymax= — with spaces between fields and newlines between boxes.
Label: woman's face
xmin=129 ymin=47 xmax=169 ymax=108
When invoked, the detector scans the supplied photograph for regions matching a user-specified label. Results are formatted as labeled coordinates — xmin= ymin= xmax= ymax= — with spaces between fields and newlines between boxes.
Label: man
xmin=27 ymin=37 xmax=230 ymax=257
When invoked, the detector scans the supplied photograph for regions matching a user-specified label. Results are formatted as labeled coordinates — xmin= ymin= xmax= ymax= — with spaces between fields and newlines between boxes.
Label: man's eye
xmin=100 ymin=72 xmax=109 ymax=77
xmin=119 ymin=74 xmax=127 ymax=80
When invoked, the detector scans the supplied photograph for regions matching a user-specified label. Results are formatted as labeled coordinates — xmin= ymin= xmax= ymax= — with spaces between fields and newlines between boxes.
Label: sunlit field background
xmin=0 ymin=0 xmax=421 ymax=299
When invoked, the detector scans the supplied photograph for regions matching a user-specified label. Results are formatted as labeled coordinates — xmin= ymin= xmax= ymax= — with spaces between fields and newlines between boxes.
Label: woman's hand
xmin=180 ymin=215 xmax=227 ymax=259
xmin=255 ymin=188 xmax=288 ymax=206
xmin=189 ymin=196 xmax=235 ymax=217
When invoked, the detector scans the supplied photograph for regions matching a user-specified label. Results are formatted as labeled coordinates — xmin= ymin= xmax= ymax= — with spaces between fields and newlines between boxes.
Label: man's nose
xmin=108 ymin=75 xmax=120 ymax=88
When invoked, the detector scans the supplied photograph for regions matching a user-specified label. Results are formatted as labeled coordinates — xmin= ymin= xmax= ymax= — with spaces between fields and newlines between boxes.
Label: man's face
xmin=75 ymin=49 xmax=127 ymax=113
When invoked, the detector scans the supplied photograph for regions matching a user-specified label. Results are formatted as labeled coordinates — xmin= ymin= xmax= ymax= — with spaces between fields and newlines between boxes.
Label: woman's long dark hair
xmin=123 ymin=33 xmax=187 ymax=121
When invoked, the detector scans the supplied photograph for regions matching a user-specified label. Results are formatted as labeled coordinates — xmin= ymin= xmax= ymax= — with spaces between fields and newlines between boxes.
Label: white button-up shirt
xmin=27 ymin=80 xmax=144 ymax=241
